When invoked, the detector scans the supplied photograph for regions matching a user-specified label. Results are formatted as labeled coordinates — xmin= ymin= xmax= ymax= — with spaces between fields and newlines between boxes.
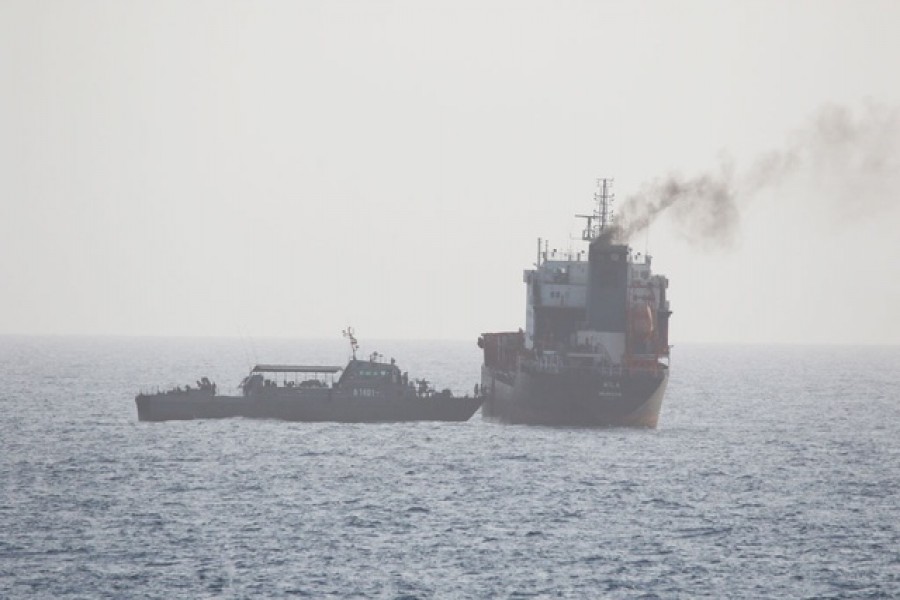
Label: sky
xmin=2 ymin=0 xmax=899 ymax=344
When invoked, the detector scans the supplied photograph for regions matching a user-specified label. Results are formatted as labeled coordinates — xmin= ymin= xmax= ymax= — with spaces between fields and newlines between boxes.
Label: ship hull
xmin=135 ymin=390 xmax=482 ymax=423
xmin=481 ymin=365 xmax=667 ymax=427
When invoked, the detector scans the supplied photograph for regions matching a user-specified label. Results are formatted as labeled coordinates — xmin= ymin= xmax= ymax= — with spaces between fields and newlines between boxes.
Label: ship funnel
xmin=586 ymin=241 xmax=628 ymax=333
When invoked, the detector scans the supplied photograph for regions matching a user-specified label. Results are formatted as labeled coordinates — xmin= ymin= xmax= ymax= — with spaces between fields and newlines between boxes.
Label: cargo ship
xmin=478 ymin=179 xmax=672 ymax=427
xmin=136 ymin=330 xmax=483 ymax=423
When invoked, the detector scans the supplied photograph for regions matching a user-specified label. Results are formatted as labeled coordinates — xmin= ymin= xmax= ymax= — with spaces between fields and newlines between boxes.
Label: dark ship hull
xmin=481 ymin=366 xmax=667 ymax=427
xmin=136 ymin=391 xmax=482 ymax=423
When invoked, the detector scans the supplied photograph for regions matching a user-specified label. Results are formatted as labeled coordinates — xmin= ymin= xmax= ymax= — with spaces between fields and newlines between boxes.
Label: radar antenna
xmin=576 ymin=177 xmax=615 ymax=240
xmin=342 ymin=326 xmax=359 ymax=360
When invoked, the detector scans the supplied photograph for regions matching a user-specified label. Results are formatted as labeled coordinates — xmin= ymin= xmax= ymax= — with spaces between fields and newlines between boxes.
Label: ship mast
xmin=342 ymin=326 xmax=359 ymax=360
xmin=576 ymin=178 xmax=615 ymax=241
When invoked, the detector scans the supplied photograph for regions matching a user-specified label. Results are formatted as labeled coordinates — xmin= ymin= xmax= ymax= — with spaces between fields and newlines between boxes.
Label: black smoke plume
xmin=610 ymin=103 xmax=900 ymax=246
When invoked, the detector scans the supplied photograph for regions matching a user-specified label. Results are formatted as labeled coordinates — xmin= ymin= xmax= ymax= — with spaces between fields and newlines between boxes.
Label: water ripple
xmin=1 ymin=338 xmax=899 ymax=597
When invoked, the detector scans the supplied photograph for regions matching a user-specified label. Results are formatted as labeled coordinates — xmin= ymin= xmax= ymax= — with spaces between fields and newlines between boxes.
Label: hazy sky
xmin=2 ymin=0 xmax=899 ymax=343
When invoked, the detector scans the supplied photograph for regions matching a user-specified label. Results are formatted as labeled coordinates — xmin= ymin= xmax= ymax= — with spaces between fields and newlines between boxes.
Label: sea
xmin=1 ymin=336 xmax=898 ymax=599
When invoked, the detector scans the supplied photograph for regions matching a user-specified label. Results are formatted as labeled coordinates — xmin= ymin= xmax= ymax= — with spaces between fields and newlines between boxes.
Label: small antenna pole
xmin=575 ymin=213 xmax=595 ymax=241
xmin=342 ymin=326 xmax=359 ymax=360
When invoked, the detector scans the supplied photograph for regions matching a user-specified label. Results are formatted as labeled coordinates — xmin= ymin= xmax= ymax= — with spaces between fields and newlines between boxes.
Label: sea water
xmin=1 ymin=336 xmax=898 ymax=598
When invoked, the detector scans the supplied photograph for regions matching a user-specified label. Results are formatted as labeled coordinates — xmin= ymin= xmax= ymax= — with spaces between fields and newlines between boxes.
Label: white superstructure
xmin=522 ymin=179 xmax=671 ymax=370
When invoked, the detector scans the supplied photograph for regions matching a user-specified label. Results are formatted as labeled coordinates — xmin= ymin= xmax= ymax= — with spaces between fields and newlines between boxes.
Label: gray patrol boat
xmin=136 ymin=330 xmax=483 ymax=423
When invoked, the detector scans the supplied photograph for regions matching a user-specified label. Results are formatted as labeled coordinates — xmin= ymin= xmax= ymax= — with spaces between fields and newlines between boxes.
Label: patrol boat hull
xmin=135 ymin=391 xmax=482 ymax=423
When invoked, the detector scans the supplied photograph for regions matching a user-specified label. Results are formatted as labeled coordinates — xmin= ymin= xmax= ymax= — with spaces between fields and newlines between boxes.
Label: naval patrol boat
xmin=479 ymin=179 xmax=672 ymax=427
xmin=136 ymin=330 xmax=483 ymax=423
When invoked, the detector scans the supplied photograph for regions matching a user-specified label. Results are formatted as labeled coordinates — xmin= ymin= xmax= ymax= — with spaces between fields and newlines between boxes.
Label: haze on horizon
xmin=2 ymin=1 xmax=899 ymax=345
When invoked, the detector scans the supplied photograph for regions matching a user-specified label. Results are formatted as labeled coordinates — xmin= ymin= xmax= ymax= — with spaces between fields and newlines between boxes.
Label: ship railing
xmin=533 ymin=352 xmax=564 ymax=374
xmin=403 ymin=380 xmax=482 ymax=399
xmin=519 ymin=353 xmax=627 ymax=377
xmin=137 ymin=384 xmax=218 ymax=396
xmin=518 ymin=355 xmax=555 ymax=374
xmin=542 ymin=250 xmax=586 ymax=263
xmin=444 ymin=388 xmax=480 ymax=399
xmin=411 ymin=388 xmax=480 ymax=399
xmin=595 ymin=364 xmax=625 ymax=377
